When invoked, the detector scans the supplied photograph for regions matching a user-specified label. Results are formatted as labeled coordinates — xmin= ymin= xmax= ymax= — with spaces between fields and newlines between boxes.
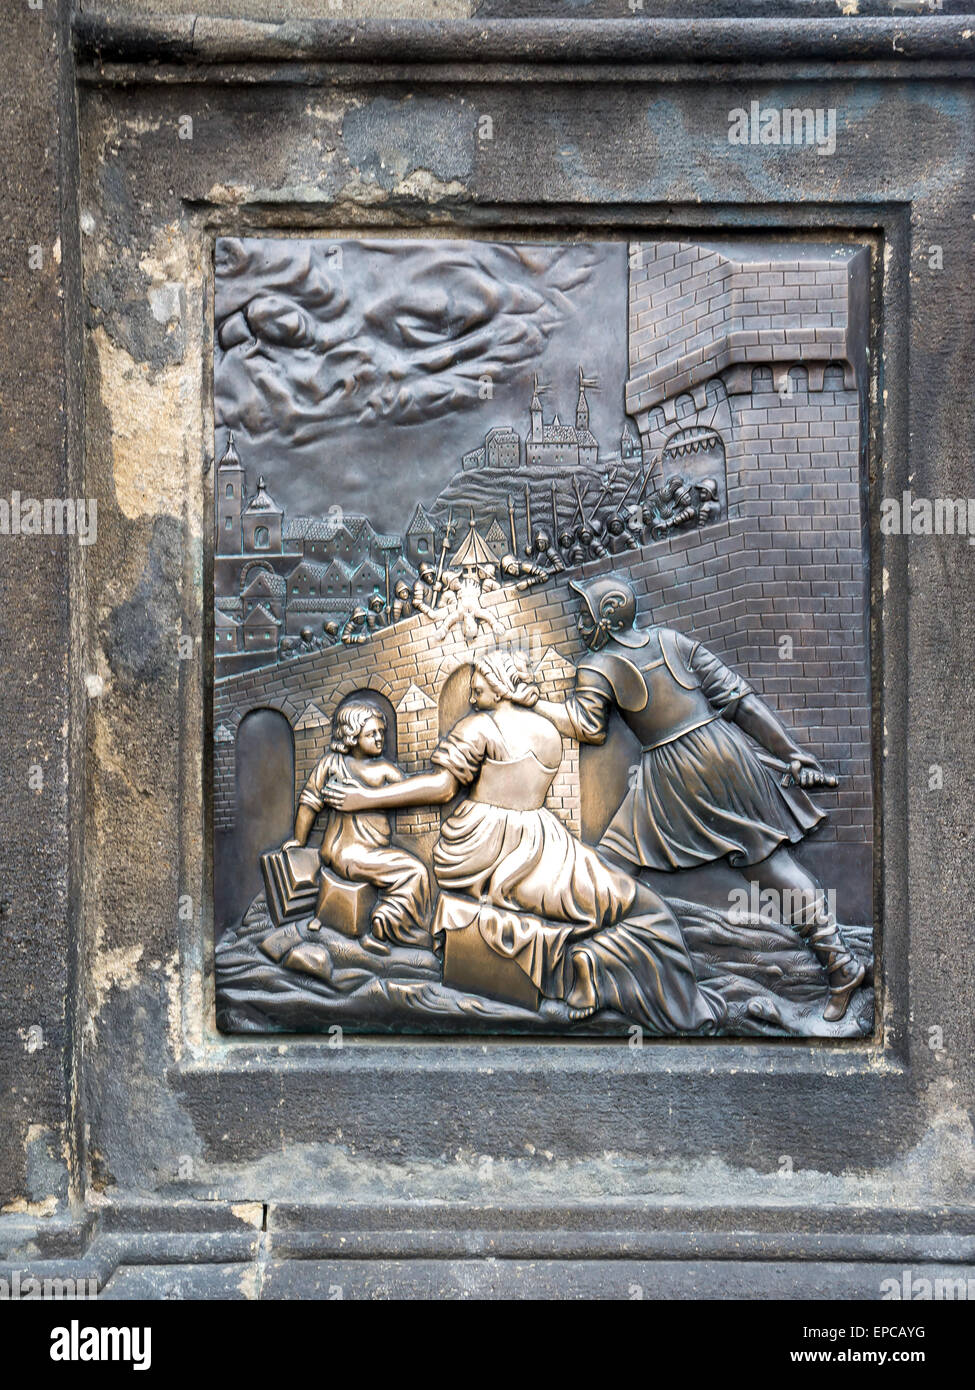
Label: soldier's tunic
xmin=562 ymin=628 xmax=825 ymax=869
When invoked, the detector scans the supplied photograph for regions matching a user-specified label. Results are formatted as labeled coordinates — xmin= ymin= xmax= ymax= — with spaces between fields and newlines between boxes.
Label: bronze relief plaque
xmin=213 ymin=235 xmax=874 ymax=1038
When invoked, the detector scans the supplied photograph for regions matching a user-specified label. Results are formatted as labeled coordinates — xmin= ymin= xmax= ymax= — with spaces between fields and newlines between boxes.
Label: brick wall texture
xmin=626 ymin=240 xmax=868 ymax=418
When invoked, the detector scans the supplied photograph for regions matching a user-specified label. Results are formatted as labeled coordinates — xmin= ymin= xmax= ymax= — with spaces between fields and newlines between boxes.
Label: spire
xmin=219 ymin=430 xmax=241 ymax=468
xmin=244 ymin=475 xmax=282 ymax=514
xmin=576 ymin=365 xmax=598 ymax=432
xmin=529 ymin=372 xmax=545 ymax=443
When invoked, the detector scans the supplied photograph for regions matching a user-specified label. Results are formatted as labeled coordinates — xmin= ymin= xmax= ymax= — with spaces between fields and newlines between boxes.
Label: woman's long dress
xmin=430 ymin=711 xmax=725 ymax=1034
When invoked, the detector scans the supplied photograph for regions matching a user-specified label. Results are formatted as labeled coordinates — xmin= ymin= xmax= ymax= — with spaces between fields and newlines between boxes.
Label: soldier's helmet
xmin=499 ymin=553 xmax=519 ymax=575
xmin=568 ymin=574 xmax=650 ymax=649
xmin=300 ymin=626 xmax=313 ymax=643
xmin=607 ymin=515 xmax=625 ymax=535
xmin=351 ymin=606 xmax=367 ymax=622
xmin=393 ymin=580 xmax=410 ymax=599
xmin=698 ymin=477 xmax=718 ymax=500
xmin=534 ymin=529 xmax=550 ymax=550
xmin=323 ymin=621 xmax=338 ymax=637
xmin=558 ymin=529 xmax=575 ymax=549
xmin=578 ymin=526 xmax=593 ymax=546
xmin=368 ymin=593 xmax=385 ymax=611
xmin=419 ymin=562 xmax=436 ymax=582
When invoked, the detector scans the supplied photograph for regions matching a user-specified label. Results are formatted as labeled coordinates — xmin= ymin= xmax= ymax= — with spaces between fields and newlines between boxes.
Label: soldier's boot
xmin=793 ymin=894 xmax=865 ymax=1022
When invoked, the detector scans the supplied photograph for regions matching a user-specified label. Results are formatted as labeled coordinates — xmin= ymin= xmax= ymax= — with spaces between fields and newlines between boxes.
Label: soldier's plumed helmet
xmin=569 ymin=574 xmax=648 ymax=649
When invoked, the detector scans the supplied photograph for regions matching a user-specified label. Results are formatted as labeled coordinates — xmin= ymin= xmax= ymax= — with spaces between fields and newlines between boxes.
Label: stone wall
xmin=626 ymin=240 xmax=868 ymax=420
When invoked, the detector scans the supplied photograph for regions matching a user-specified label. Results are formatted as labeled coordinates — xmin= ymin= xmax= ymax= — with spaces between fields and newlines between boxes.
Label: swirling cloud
xmin=214 ymin=238 xmax=601 ymax=441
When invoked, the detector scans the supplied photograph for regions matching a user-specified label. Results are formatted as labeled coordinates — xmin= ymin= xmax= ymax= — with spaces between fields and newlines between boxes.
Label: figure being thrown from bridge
xmin=430 ymin=512 xmax=506 ymax=644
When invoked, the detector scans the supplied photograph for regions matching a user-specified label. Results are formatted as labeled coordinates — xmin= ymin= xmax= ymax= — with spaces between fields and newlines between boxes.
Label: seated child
xmin=283 ymin=701 xmax=431 ymax=946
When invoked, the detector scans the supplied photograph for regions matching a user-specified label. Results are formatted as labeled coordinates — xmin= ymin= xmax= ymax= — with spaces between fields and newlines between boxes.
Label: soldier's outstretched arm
xmin=733 ymin=693 xmax=833 ymax=787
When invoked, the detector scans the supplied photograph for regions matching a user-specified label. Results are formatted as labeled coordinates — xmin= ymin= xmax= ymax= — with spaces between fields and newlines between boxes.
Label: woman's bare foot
xmin=566 ymin=951 xmax=598 ymax=1020
xmin=363 ymin=911 xmax=393 ymax=955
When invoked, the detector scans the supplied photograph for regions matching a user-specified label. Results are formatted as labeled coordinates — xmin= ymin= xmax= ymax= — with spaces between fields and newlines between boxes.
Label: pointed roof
xmin=353 ymin=557 xmax=384 ymax=582
xmin=322 ymin=556 xmax=354 ymax=583
xmin=406 ymin=502 xmax=438 ymax=535
xmin=244 ymin=476 xmax=282 ymax=515
xmin=242 ymin=602 xmax=281 ymax=628
xmin=294 ymin=701 xmax=329 ymax=730
xmin=530 ymin=372 xmax=544 ymax=412
xmin=387 ymin=555 xmax=418 ymax=582
xmin=214 ymin=607 xmax=241 ymax=629
xmin=218 ymin=431 xmax=242 ymax=469
xmin=286 ymin=559 xmax=331 ymax=584
xmin=451 ymin=522 xmax=496 ymax=571
xmin=241 ymin=569 xmax=285 ymax=599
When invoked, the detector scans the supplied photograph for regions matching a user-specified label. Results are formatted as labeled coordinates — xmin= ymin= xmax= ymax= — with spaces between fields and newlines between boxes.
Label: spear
xmin=588 ymin=466 xmax=619 ymax=520
xmin=572 ymin=476 xmax=590 ymax=527
xmin=550 ymin=479 xmax=560 ymax=538
xmin=638 ymin=449 xmax=666 ymax=502
xmin=384 ymin=555 xmax=391 ymax=610
xmin=433 ymin=508 xmax=454 ymax=606
xmin=524 ymin=483 xmax=534 ymax=557
xmin=613 ymin=462 xmax=645 ymax=516
xmin=507 ymin=493 xmax=518 ymax=553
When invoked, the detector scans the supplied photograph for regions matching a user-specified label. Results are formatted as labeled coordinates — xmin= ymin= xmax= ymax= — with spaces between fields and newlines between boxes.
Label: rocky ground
xmin=215 ymin=891 xmax=874 ymax=1040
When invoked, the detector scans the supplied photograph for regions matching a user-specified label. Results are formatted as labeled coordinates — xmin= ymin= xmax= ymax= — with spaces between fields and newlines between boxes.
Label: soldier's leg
xmin=740 ymin=847 xmax=864 ymax=1021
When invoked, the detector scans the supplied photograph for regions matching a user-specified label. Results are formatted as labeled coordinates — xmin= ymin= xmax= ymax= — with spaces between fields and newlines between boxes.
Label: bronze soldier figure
xmin=390 ymin=579 xmax=413 ymax=621
xmin=366 ymin=592 xmax=387 ymax=632
xmin=341 ymin=606 xmax=369 ymax=645
xmin=413 ymin=561 xmax=440 ymax=618
xmin=499 ymin=552 xmax=550 ymax=590
xmin=697 ymin=478 xmax=720 ymax=526
xmin=535 ymin=575 xmax=865 ymax=1021
xmin=533 ymin=529 xmax=565 ymax=573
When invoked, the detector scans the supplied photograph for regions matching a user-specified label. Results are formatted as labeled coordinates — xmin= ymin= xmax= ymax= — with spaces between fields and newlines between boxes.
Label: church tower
xmin=576 ymin=366 xmax=592 ymax=432
xmin=529 ymin=373 xmax=544 ymax=444
xmin=217 ymin=431 xmax=245 ymax=555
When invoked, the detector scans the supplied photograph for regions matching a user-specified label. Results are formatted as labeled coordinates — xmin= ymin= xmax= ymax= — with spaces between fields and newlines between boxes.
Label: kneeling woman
xmin=321 ymin=652 xmax=725 ymax=1034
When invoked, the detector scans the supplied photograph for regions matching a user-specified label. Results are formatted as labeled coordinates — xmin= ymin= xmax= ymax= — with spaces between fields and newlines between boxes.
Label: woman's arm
xmin=322 ymin=767 xmax=460 ymax=813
